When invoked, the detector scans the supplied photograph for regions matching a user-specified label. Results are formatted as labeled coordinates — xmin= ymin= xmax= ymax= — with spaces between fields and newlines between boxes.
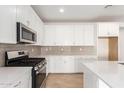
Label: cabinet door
xmin=55 ymin=57 xmax=65 ymax=73
xmin=56 ymin=25 xmax=74 ymax=46
xmin=48 ymin=56 xmax=76 ymax=73
xmin=108 ymin=23 xmax=119 ymax=36
xmin=97 ymin=23 xmax=108 ymax=36
xmin=98 ymin=23 xmax=119 ymax=37
xmin=84 ymin=24 xmax=95 ymax=46
xmin=74 ymin=24 xmax=95 ymax=46
xmin=64 ymin=56 xmax=75 ymax=73
xmin=17 ymin=6 xmax=31 ymax=27
xmin=0 ymin=5 xmax=16 ymax=44
xmin=19 ymin=74 xmax=30 ymax=88
xmin=75 ymin=58 xmax=83 ymax=73
xmin=44 ymin=25 xmax=56 ymax=46
xmin=47 ymin=57 xmax=56 ymax=73
xmin=16 ymin=6 xmax=27 ymax=26
xmin=74 ymin=25 xmax=85 ymax=45
xmin=33 ymin=14 xmax=44 ymax=46
xmin=37 ymin=21 xmax=44 ymax=45
xmin=55 ymin=56 xmax=75 ymax=73
xmin=13 ymin=72 xmax=31 ymax=88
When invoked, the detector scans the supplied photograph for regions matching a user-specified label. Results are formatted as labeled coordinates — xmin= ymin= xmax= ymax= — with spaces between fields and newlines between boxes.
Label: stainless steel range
xmin=5 ymin=50 xmax=47 ymax=88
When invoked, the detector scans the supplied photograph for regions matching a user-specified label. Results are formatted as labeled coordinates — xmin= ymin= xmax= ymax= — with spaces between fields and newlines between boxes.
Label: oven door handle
xmin=36 ymin=65 xmax=46 ymax=75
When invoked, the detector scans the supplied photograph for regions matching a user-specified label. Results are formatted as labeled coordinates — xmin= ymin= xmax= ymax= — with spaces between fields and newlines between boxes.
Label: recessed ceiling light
xmin=59 ymin=8 xmax=64 ymax=13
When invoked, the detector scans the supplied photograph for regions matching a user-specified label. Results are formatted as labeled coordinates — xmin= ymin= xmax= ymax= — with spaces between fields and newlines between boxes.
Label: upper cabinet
xmin=0 ymin=5 xmax=44 ymax=45
xmin=44 ymin=25 xmax=56 ymax=46
xmin=16 ymin=5 xmax=44 ymax=45
xmin=55 ymin=25 xmax=74 ymax=46
xmin=97 ymin=22 xmax=119 ymax=37
xmin=0 ymin=5 xmax=16 ymax=44
xmin=43 ymin=23 xmax=96 ymax=46
xmin=16 ymin=6 xmax=35 ymax=29
xmin=74 ymin=24 xmax=95 ymax=46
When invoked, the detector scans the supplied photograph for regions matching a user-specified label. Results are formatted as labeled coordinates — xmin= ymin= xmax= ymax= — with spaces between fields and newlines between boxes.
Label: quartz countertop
xmin=82 ymin=61 xmax=124 ymax=88
xmin=0 ymin=67 xmax=32 ymax=85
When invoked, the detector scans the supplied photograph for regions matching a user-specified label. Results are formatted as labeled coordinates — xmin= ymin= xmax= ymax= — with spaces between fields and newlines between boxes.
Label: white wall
xmin=119 ymin=27 xmax=124 ymax=61
xmin=97 ymin=38 xmax=108 ymax=61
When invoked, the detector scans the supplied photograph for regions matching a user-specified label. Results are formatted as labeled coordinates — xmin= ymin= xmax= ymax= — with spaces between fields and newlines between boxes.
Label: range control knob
xmin=38 ymin=65 xmax=42 ymax=68
xmin=34 ymin=66 xmax=38 ymax=70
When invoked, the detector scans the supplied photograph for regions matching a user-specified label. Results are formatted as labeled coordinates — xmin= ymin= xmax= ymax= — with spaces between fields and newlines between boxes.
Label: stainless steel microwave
xmin=17 ymin=22 xmax=37 ymax=44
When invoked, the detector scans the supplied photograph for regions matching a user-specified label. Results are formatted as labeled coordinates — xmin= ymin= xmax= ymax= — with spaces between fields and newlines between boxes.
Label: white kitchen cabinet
xmin=0 ymin=67 xmax=32 ymax=88
xmin=98 ymin=22 xmax=119 ymax=37
xmin=18 ymin=71 xmax=31 ymax=88
xmin=16 ymin=5 xmax=33 ymax=28
xmin=74 ymin=25 xmax=85 ymax=45
xmin=44 ymin=25 xmax=74 ymax=46
xmin=74 ymin=24 xmax=95 ymax=46
xmin=16 ymin=5 xmax=44 ymax=46
xmin=55 ymin=25 xmax=74 ymax=46
xmin=84 ymin=24 xmax=95 ymax=45
xmin=13 ymin=74 xmax=30 ymax=88
xmin=44 ymin=23 xmax=96 ymax=46
xmin=47 ymin=56 xmax=56 ymax=73
xmin=11 ymin=68 xmax=32 ymax=88
xmin=75 ymin=60 xmax=83 ymax=73
xmin=0 ymin=5 xmax=16 ymax=44
xmin=43 ymin=25 xmax=56 ymax=46
xmin=33 ymin=14 xmax=44 ymax=45
xmin=47 ymin=56 xmax=76 ymax=73
xmin=0 ymin=5 xmax=43 ymax=45
xmin=55 ymin=56 xmax=75 ymax=73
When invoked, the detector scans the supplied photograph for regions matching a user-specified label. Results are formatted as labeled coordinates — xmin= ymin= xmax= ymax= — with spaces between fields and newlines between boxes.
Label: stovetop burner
xmin=21 ymin=58 xmax=45 ymax=63
xmin=8 ymin=58 xmax=45 ymax=67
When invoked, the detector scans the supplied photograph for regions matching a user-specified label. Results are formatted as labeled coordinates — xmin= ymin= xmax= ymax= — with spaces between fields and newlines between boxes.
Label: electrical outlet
xmin=61 ymin=48 xmax=64 ymax=51
xmin=32 ymin=48 xmax=34 ymax=52
xmin=45 ymin=48 xmax=48 ymax=51
xmin=80 ymin=48 xmax=82 ymax=51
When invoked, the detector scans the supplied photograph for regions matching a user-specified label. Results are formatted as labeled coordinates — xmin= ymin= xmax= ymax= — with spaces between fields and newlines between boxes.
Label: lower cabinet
xmin=47 ymin=56 xmax=92 ymax=73
xmin=17 ymin=72 xmax=31 ymax=88
xmin=12 ymin=69 xmax=32 ymax=88
xmin=47 ymin=56 xmax=76 ymax=73
xmin=12 ymin=74 xmax=30 ymax=88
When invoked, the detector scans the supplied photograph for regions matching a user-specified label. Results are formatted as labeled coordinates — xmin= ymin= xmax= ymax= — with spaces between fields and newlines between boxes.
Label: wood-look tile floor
xmin=45 ymin=73 xmax=83 ymax=88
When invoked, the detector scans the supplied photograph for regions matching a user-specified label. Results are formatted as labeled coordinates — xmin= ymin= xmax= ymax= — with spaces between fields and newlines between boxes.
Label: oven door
xmin=36 ymin=65 xmax=46 ymax=88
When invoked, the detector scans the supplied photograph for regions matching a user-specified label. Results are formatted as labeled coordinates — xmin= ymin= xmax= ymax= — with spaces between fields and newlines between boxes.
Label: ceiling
xmin=32 ymin=5 xmax=124 ymax=22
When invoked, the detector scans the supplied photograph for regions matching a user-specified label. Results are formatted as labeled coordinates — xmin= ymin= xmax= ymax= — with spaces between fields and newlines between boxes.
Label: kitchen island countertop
xmin=82 ymin=61 xmax=124 ymax=88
